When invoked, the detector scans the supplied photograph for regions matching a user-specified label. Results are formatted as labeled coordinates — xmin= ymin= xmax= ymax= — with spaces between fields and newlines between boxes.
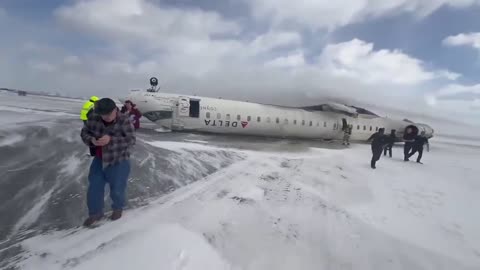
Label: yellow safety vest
xmin=80 ymin=101 xmax=94 ymax=120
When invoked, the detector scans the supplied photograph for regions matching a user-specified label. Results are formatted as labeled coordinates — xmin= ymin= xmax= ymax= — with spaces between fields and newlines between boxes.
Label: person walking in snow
xmin=367 ymin=128 xmax=388 ymax=169
xmin=342 ymin=124 xmax=352 ymax=146
xmin=383 ymin=129 xmax=396 ymax=158
xmin=403 ymin=127 xmax=416 ymax=161
xmin=407 ymin=131 xmax=429 ymax=164
xmin=120 ymin=100 xmax=142 ymax=130
xmin=80 ymin=98 xmax=136 ymax=227
xmin=80 ymin=96 xmax=99 ymax=125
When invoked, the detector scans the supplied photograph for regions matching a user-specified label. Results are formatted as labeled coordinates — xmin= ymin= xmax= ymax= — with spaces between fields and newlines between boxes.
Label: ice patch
xmin=12 ymin=187 xmax=56 ymax=234
xmin=59 ymin=155 xmax=83 ymax=177
xmin=0 ymin=134 xmax=25 ymax=147
xmin=154 ymin=127 xmax=171 ymax=133
xmin=183 ymin=139 xmax=209 ymax=144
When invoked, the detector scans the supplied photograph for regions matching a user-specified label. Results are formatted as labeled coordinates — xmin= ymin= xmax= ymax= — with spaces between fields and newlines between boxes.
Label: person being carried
xmin=367 ymin=128 xmax=388 ymax=169
xmin=120 ymin=100 xmax=142 ymax=130
xmin=407 ymin=131 xmax=429 ymax=164
xmin=80 ymin=98 xmax=136 ymax=227
xmin=383 ymin=129 xmax=396 ymax=158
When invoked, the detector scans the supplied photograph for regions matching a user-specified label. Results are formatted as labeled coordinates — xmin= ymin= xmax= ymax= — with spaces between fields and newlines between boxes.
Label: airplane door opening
xmin=189 ymin=99 xmax=200 ymax=118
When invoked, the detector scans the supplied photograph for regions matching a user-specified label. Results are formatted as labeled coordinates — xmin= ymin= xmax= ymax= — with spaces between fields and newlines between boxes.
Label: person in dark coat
xmin=403 ymin=127 xmax=416 ymax=161
xmin=407 ymin=131 xmax=429 ymax=164
xmin=120 ymin=100 xmax=142 ymax=130
xmin=383 ymin=129 xmax=396 ymax=158
xmin=367 ymin=128 xmax=388 ymax=169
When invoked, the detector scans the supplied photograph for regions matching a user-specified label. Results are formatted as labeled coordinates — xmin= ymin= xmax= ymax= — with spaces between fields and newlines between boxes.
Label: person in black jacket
xmin=383 ymin=129 xmax=396 ymax=158
xmin=367 ymin=128 xmax=388 ymax=169
xmin=403 ymin=127 xmax=416 ymax=161
xmin=407 ymin=131 xmax=429 ymax=164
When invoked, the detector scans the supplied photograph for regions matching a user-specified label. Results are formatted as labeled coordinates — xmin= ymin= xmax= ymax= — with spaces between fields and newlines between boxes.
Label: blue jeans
xmin=87 ymin=158 xmax=130 ymax=216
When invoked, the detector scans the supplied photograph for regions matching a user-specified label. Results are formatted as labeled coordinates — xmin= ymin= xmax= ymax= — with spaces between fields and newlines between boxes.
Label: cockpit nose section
xmin=416 ymin=123 xmax=434 ymax=138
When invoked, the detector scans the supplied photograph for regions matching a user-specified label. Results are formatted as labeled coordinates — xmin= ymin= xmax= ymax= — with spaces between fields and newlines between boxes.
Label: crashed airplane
xmin=122 ymin=78 xmax=434 ymax=141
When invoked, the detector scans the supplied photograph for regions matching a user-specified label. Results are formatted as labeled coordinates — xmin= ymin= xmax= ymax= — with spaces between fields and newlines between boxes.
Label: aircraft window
xmin=284 ymin=119 xmax=288 ymax=124
xmin=357 ymin=125 xmax=360 ymax=130
xmin=317 ymin=122 xmax=319 ymax=127
xmin=226 ymin=114 xmax=231 ymax=120
xmin=370 ymin=126 xmax=372 ymax=131
xmin=375 ymin=127 xmax=378 ymax=131
xmin=309 ymin=121 xmax=313 ymax=126
xmin=206 ymin=112 xmax=210 ymax=119
xmin=266 ymin=117 xmax=271 ymax=123
xmin=333 ymin=123 xmax=337 ymax=129
xmin=324 ymin=122 xmax=327 ymax=127
xmin=302 ymin=120 xmax=305 ymax=126
xmin=294 ymin=120 xmax=297 ymax=125
xmin=237 ymin=115 xmax=241 ymax=120
xmin=247 ymin=116 xmax=251 ymax=121
xmin=217 ymin=113 xmax=221 ymax=119
xmin=276 ymin=117 xmax=280 ymax=124
xmin=257 ymin=116 xmax=261 ymax=122
xmin=363 ymin=125 xmax=366 ymax=130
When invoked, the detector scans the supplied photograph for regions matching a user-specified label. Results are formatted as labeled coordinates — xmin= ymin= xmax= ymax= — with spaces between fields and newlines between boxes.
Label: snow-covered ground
xmin=8 ymin=139 xmax=480 ymax=270
xmin=1 ymin=93 xmax=480 ymax=269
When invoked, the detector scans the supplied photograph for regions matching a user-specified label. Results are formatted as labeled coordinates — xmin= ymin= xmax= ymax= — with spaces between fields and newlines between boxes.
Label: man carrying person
xmin=80 ymin=98 xmax=136 ymax=227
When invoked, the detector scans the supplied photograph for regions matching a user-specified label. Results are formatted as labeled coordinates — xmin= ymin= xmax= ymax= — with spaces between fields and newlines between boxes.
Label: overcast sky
xmin=1 ymin=0 xmax=480 ymax=125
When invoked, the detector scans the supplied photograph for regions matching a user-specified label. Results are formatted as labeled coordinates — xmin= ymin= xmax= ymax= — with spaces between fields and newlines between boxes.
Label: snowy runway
xmin=10 ymin=140 xmax=480 ymax=270
xmin=1 ymin=94 xmax=480 ymax=270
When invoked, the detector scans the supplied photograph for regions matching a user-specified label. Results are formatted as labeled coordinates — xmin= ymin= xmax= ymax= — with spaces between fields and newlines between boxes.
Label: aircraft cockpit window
xmin=309 ymin=121 xmax=313 ymax=126
xmin=302 ymin=120 xmax=305 ymax=126
xmin=247 ymin=116 xmax=251 ymax=121
xmin=237 ymin=115 xmax=241 ymax=120
xmin=257 ymin=116 xmax=261 ymax=122
xmin=206 ymin=112 xmax=211 ymax=119
xmin=226 ymin=114 xmax=231 ymax=120
xmin=217 ymin=113 xmax=221 ymax=119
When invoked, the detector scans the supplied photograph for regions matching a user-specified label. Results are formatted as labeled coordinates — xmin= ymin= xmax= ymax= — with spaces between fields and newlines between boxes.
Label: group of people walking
xmin=368 ymin=127 xmax=429 ymax=169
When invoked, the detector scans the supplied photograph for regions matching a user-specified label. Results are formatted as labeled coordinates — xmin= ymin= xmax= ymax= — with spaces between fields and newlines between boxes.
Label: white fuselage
xmin=124 ymin=90 xmax=434 ymax=141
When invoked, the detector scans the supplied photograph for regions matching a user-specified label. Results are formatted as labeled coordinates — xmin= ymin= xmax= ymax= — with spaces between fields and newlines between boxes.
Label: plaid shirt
xmin=81 ymin=112 xmax=136 ymax=167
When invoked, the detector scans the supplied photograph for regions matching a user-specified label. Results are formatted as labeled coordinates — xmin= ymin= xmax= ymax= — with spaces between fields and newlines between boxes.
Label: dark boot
xmin=110 ymin=209 xmax=123 ymax=221
xmin=83 ymin=214 xmax=103 ymax=227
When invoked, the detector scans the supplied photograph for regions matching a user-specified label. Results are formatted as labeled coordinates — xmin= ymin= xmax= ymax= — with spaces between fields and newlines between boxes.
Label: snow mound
xmin=19 ymin=224 xmax=231 ymax=270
